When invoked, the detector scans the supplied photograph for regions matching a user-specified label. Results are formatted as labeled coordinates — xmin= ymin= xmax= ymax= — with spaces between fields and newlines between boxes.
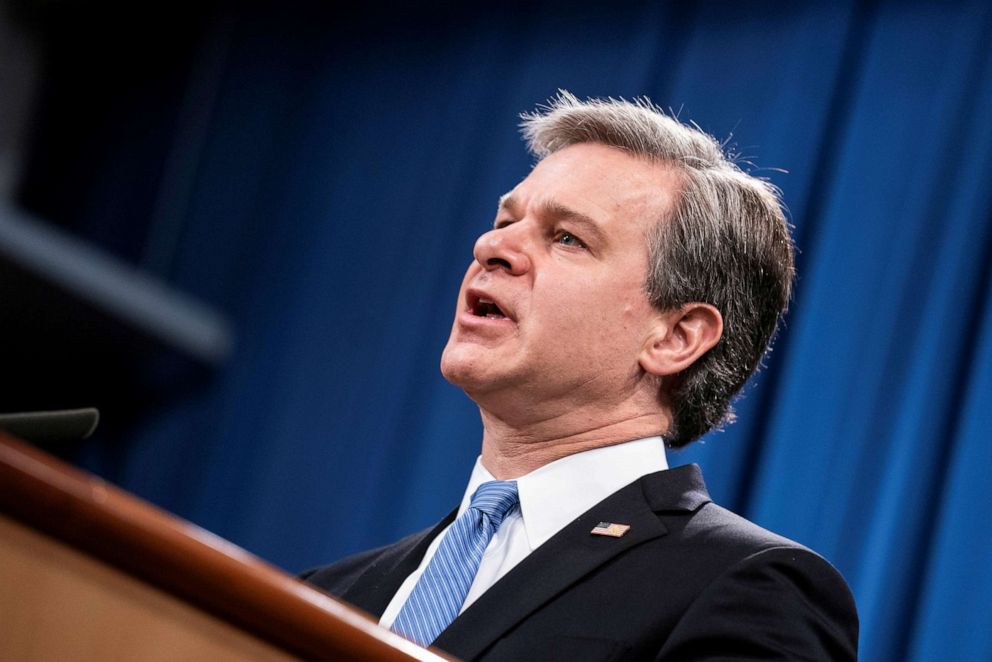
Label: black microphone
xmin=0 ymin=408 xmax=100 ymax=444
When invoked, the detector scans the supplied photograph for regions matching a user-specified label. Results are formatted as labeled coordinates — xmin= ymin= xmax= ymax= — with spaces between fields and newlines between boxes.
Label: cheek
xmin=529 ymin=266 xmax=650 ymax=338
xmin=594 ymin=287 xmax=655 ymax=350
xmin=540 ymin=285 xmax=644 ymax=348
xmin=621 ymin=297 xmax=655 ymax=323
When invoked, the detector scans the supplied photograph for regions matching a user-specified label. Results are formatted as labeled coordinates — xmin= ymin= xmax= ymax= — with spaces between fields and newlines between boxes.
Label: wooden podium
xmin=0 ymin=431 xmax=453 ymax=661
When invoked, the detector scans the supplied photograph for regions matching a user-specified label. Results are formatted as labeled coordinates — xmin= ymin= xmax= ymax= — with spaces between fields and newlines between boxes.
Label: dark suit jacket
xmin=302 ymin=464 xmax=858 ymax=661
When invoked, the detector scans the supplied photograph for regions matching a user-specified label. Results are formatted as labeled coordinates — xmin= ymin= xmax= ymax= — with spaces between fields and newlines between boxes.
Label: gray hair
xmin=520 ymin=91 xmax=795 ymax=447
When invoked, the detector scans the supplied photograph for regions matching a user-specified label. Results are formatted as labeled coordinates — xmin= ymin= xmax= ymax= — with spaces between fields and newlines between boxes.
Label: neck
xmin=478 ymin=403 xmax=671 ymax=479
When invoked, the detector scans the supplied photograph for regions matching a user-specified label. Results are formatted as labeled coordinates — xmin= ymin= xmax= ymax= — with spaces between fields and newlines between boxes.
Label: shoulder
xmin=656 ymin=496 xmax=858 ymax=659
xmin=682 ymin=500 xmax=855 ymax=608
xmin=642 ymin=465 xmax=838 ymax=571
xmin=661 ymin=542 xmax=858 ymax=659
xmin=639 ymin=466 xmax=824 ymax=576
xmin=677 ymin=499 xmax=815 ymax=560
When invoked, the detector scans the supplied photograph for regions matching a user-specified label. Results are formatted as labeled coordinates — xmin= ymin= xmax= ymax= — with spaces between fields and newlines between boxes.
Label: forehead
xmin=509 ymin=142 xmax=681 ymax=229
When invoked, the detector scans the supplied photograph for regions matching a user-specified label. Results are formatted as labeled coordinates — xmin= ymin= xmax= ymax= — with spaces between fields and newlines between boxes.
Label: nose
xmin=473 ymin=225 xmax=532 ymax=275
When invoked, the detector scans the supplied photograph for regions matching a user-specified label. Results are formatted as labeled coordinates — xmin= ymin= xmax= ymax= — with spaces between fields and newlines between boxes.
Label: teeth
xmin=472 ymin=296 xmax=506 ymax=318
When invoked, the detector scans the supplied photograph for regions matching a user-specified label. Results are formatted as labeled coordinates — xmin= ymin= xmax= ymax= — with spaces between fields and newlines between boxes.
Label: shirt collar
xmin=458 ymin=436 xmax=668 ymax=551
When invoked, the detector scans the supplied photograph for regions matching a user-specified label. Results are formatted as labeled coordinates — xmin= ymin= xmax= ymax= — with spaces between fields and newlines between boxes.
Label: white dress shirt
xmin=379 ymin=436 xmax=668 ymax=628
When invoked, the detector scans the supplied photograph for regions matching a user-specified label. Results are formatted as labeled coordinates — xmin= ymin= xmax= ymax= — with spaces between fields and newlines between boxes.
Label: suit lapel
xmin=341 ymin=508 xmax=457 ymax=616
xmin=433 ymin=464 xmax=709 ymax=660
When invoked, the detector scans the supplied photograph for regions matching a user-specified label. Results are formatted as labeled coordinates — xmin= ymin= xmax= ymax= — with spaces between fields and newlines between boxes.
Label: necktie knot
xmin=469 ymin=480 xmax=519 ymax=529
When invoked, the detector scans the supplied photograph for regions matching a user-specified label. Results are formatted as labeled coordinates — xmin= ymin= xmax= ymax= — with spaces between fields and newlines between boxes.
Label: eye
xmin=554 ymin=230 xmax=587 ymax=249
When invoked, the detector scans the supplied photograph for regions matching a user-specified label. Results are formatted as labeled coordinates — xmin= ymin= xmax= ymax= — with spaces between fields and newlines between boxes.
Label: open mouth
xmin=473 ymin=297 xmax=506 ymax=319
xmin=468 ymin=292 xmax=510 ymax=320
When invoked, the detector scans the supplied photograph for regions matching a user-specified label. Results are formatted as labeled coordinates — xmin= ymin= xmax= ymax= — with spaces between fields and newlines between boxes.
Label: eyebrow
xmin=497 ymin=194 xmax=608 ymax=246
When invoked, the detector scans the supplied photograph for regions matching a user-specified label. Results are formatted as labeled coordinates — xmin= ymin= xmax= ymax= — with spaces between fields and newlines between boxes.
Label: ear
xmin=639 ymin=303 xmax=723 ymax=377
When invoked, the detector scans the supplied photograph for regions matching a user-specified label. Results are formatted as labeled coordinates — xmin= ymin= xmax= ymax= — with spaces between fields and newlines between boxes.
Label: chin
xmin=440 ymin=344 xmax=504 ymax=393
xmin=440 ymin=348 xmax=479 ymax=388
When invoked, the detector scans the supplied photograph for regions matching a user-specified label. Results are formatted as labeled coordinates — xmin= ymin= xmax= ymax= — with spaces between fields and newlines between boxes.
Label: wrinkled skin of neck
xmin=479 ymin=394 xmax=671 ymax=480
xmin=473 ymin=376 xmax=672 ymax=480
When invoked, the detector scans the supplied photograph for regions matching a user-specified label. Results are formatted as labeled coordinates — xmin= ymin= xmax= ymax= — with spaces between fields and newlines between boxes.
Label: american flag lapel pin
xmin=590 ymin=521 xmax=630 ymax=538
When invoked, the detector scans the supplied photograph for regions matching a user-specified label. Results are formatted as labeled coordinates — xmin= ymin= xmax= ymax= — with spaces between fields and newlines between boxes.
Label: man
xmin=302 ymin=92 xmax=858 ymax=660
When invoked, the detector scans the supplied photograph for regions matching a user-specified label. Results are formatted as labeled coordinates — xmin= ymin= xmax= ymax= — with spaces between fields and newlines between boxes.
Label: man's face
xmin=441 ymin=142 xmax=682 ymax=412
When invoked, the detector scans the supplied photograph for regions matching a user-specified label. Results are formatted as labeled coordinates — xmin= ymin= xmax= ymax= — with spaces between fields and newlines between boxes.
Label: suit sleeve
xmin=656 ymin=546 xmax=858 ymax=661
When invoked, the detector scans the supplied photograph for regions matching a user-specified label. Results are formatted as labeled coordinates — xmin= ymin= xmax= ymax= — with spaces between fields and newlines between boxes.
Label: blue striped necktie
xmin=391 ymin=480 xmax=519 ymax=646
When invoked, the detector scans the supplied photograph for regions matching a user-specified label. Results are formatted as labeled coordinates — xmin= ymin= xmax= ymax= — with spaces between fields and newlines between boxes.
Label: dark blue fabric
xmin=77 ymin=2 xmax=992 ymax=660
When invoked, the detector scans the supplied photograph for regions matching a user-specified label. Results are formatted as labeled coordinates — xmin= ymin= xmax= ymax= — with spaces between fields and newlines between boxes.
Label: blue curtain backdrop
xmin=67 ymin=1 xmax=991 ymax=660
